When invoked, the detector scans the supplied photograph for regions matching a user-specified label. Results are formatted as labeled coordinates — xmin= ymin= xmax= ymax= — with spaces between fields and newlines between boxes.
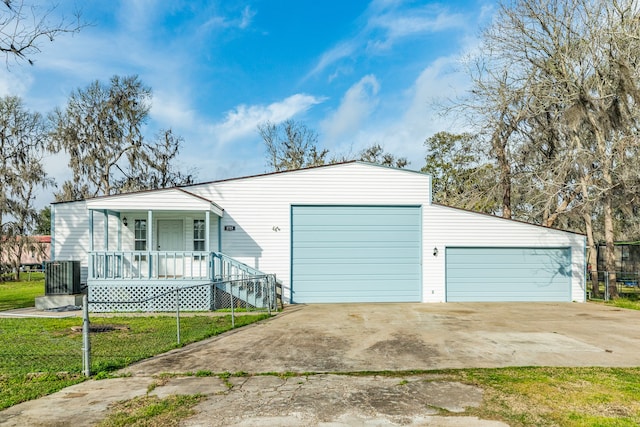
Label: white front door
xmin=157 ymin=220 xmax=184 ymax=277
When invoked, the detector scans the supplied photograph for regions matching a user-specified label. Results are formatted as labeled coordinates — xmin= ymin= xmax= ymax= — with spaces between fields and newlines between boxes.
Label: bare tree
xmin=358 ymin=144 xmax=408 ymax=168
xmin=258 ymin=119 xmax=328 ymax=171
xmin=0 ymin=0 xmax=83 ymax=66
xmin=0 ymin=96 xmax=50 ymax=280
xmin=422 ymin=132 xmax=499 ymax=213
xmin=117 ymin=129 xmax=196 ymax=192
xmin=50 ymin=75 xmax=152 ymax=200
xmin=454 ymin=0 xmax=640 ymax=298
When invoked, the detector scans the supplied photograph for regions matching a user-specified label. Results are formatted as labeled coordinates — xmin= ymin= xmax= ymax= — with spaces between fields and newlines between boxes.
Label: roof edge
xmin=431 ymin=202 xmax=586 ymax=237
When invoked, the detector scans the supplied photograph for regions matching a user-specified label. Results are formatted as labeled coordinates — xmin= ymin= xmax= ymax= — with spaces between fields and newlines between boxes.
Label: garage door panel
xmin=291 ymin=262 xmax=420 ymax=275
xmin=294 ymin=246 xmax=420 ymax=260
xmin=292 ymin=205 xmax=422 ymax=303
xmin=294 ymin=230 xmax=420 ymax=243
xmin=446 ymin=247 xmax=571 ymax=302
xmin=448 ymin=268 xmax=568 ymax=280
xmin=294 ymin=207 xmax=419 ymax=225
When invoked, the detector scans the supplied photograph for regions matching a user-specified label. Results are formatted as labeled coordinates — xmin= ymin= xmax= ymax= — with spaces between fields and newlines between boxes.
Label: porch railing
xmin=89 ymin=251 xmax=269 ymax=282
xmin=89 ymin=251 xmax=212 ymax=281
xmin=88 ymin=251 xmax=279 ymax=312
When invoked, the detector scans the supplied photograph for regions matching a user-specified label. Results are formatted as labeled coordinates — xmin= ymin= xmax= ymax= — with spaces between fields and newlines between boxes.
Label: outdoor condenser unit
xmin=45 ymin=261 xmax=81 ymax=295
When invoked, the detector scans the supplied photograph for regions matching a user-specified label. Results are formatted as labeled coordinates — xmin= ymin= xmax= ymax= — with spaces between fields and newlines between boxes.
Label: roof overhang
xmin=85 ymin=188 xmax=224 ymax=217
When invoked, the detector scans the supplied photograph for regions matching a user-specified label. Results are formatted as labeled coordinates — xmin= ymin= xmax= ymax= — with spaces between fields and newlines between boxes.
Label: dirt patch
xmin=70 ymin=324 xmax=130 ymax=333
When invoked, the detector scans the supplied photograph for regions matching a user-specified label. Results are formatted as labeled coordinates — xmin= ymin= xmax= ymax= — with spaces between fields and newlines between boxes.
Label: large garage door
xmin=446 ymin=247 xmax=571 ymax=302
xmin=291 ymin=205 xmax=421 ymax=303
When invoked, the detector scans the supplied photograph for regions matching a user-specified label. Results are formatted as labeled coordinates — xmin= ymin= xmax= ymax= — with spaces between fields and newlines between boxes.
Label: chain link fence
xmin=587 ymin=271 xmax=640 ymax=300
xmin=0 ymin=316 xmax=84 ymax=377
xmin=84 ymin=275 xmax=279 ymax=376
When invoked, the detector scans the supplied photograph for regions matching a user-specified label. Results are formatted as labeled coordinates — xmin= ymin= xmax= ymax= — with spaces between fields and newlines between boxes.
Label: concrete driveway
xmin=4 ymin=302 xmax=640 ymax=427
xmin=125 ymin=302 xmax=640 ymax=375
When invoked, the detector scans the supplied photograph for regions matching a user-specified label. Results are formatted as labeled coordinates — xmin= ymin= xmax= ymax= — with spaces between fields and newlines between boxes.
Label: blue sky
xmin=0 ymin=0 xmax=495 ymax=207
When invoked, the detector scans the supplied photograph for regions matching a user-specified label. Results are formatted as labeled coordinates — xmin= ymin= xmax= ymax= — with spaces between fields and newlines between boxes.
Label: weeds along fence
xmin=587 ymin=271 xmax=639 ymax=301
xmin=84 ymin=275 xmax=279 ymax=376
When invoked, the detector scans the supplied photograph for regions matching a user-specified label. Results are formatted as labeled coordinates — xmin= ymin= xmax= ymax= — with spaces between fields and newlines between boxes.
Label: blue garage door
xmin=446 ymin=247 xmax=571 ymax=302
xmin=291 ymin=206 xmax=421 ymax=303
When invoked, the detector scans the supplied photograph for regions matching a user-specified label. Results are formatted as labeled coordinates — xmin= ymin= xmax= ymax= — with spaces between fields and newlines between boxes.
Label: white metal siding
xmin=53 ymin=162 xmax=585 ymax=303
xmin=424 ymin=205 xmax=585 ymax=302
xmin=188 ymin=163 xmax=431 ymax=302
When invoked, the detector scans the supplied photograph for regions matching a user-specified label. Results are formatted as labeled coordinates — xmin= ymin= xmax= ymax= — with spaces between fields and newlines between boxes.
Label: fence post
xmin=176 ymin=288 xmax=181 ymax=345
xmin=604 ymin=272 xmax=609 ymax=301
xmin=267 ymin=277 xmax=271 ymax=316
xmin=230 ymin=281 xmax=235 ymax=328
xmin=82 ymin=294 xmax=91 ymax=377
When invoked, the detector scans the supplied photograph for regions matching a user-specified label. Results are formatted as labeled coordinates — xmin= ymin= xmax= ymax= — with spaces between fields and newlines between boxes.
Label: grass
xmin=605 ymin=298 xmax=640 ymax=311
xmin=0 ymin=272 xmax=44 ymax=311
xmin=456 ymin=367 xmax=640 ymax=426
xmin=117 ymin=368 xmax=640 ymax=426
xmin=0 ymin=313 xmax=270 ymax=410
xmin=97 ymin=394 xmax=205 ymax=427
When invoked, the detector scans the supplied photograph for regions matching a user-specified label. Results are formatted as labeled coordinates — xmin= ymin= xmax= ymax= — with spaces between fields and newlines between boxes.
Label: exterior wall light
xmin=122 ymin=217 xmax=128 ymax=226
xmin=433 ymin=247 xmax=438 ymax=257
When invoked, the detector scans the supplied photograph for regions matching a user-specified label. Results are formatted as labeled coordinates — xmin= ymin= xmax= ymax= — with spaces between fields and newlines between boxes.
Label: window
xmin=194 ymin=219 xmax=205 ymax=251
xmin=622 ymin=246 xmax=630 ymax=261
xmin=134 ymin=219 xmax=147 ymax=251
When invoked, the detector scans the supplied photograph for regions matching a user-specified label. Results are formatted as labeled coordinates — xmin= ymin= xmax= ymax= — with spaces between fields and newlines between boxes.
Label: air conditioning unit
xmin=45 ymin=261 xmax=81 ymax=295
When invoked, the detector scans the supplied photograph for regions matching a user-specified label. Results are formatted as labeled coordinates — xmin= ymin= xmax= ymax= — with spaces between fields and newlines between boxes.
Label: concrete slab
xmin=123 ymin=302 xmax=640 ymax=375
xmin=3 ymin=302 xmax=640 ymax=426
xmin=0 ymin=307 xmax=81 ymax=318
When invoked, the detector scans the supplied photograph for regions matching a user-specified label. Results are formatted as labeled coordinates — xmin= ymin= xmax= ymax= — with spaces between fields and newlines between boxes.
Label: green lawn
xmin=0 ymin=313 xmax=270 ymax=410
xmin=0 ymin=272 xmax=44 ymax=311
xmin=456 ymin=366 xmax=640 ymax=426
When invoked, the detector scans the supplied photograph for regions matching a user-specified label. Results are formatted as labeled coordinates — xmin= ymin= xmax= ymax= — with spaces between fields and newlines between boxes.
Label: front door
xmin=157 ymin=220 xmax=184 ymax=277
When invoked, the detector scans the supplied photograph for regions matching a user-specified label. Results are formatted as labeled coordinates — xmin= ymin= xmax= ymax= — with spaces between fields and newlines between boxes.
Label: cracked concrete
xmin=3 ymin=302 xmax=640 ymax=426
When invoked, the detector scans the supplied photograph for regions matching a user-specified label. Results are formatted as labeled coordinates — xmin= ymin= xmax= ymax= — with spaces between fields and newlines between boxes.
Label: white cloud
xmin=239 ymin=6 xmax=257 ymax=29
xmin=307 ymin=2 xmax=465 ymax=79
xmin=202 ymin=5 xmax=257 ymax=31
xmin=0 ymin=67 xmax=32 ymax=98
xmin=321 ymin=75 xmax=380 ymax=143
xmin=213 ymin=93 xmax=326 ymax=145
xmin=150 ymin=88 xmax=199 ymax=129
xmin=306 ymin=41 xmax=357 ymax=80
xmin=315 ymin=54 xmax=471 ymax=169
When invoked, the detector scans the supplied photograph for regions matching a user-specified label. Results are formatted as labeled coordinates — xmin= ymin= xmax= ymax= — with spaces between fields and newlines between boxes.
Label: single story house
xmin=51 ymin=161 xmax=586 ymax=310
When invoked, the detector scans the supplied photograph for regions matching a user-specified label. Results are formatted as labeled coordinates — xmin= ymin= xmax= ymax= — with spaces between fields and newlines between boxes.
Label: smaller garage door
xmin=446 ymin=247 xmax=571 ymax=302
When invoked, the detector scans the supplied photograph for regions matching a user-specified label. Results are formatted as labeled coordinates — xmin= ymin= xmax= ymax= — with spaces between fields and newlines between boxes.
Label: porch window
xmin=194 ymin=219 xmax=205 ymax=251
xmin=134 ymin=219 xmax=147 ymax=251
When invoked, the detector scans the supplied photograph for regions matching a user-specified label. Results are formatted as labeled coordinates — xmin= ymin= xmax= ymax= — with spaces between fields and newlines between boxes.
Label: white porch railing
xmin=89 ymin=251 xmax=212 ymax=280
xmin=89 ymin=251 xmax=268 ymax=282
xmin=88 ymin=251 xmax=280 ymax=312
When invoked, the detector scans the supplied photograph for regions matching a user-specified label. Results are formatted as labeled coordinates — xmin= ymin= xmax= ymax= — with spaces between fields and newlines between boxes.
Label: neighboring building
xmin=1 ymin=235 xmax=50 ymax=271
xmin=595 ymin=242 xmax=640 ymax=284
xmin=50 ymin=161 xmax=586 ymax=310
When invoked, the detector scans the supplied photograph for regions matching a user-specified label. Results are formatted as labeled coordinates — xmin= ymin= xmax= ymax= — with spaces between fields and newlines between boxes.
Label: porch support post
xmin=88 ymin=209 xmax=94 ymax=280
xmin=205 ymin=211 xmax=210 ymax=252
xmin=88 ymin=210 xmax=94 ymax=252
xmin=148 ymin=210 xmax=153 ymax=278
xmin=117 ymin=212 xmax=122 ymax=251
xmin=218 ymin=215 xmax=222 ymax=252
xmin=103 ymin=210 xmax=109 ymax=250
xmin=147 ymin=210 xmax=154 ymax=250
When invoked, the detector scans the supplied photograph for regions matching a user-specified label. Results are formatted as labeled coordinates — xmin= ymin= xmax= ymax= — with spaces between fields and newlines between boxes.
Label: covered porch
xmin=86 ymin=188 xmax=225 ymax=284
xmin=84 ymin=188 xmax=277 ymax=311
